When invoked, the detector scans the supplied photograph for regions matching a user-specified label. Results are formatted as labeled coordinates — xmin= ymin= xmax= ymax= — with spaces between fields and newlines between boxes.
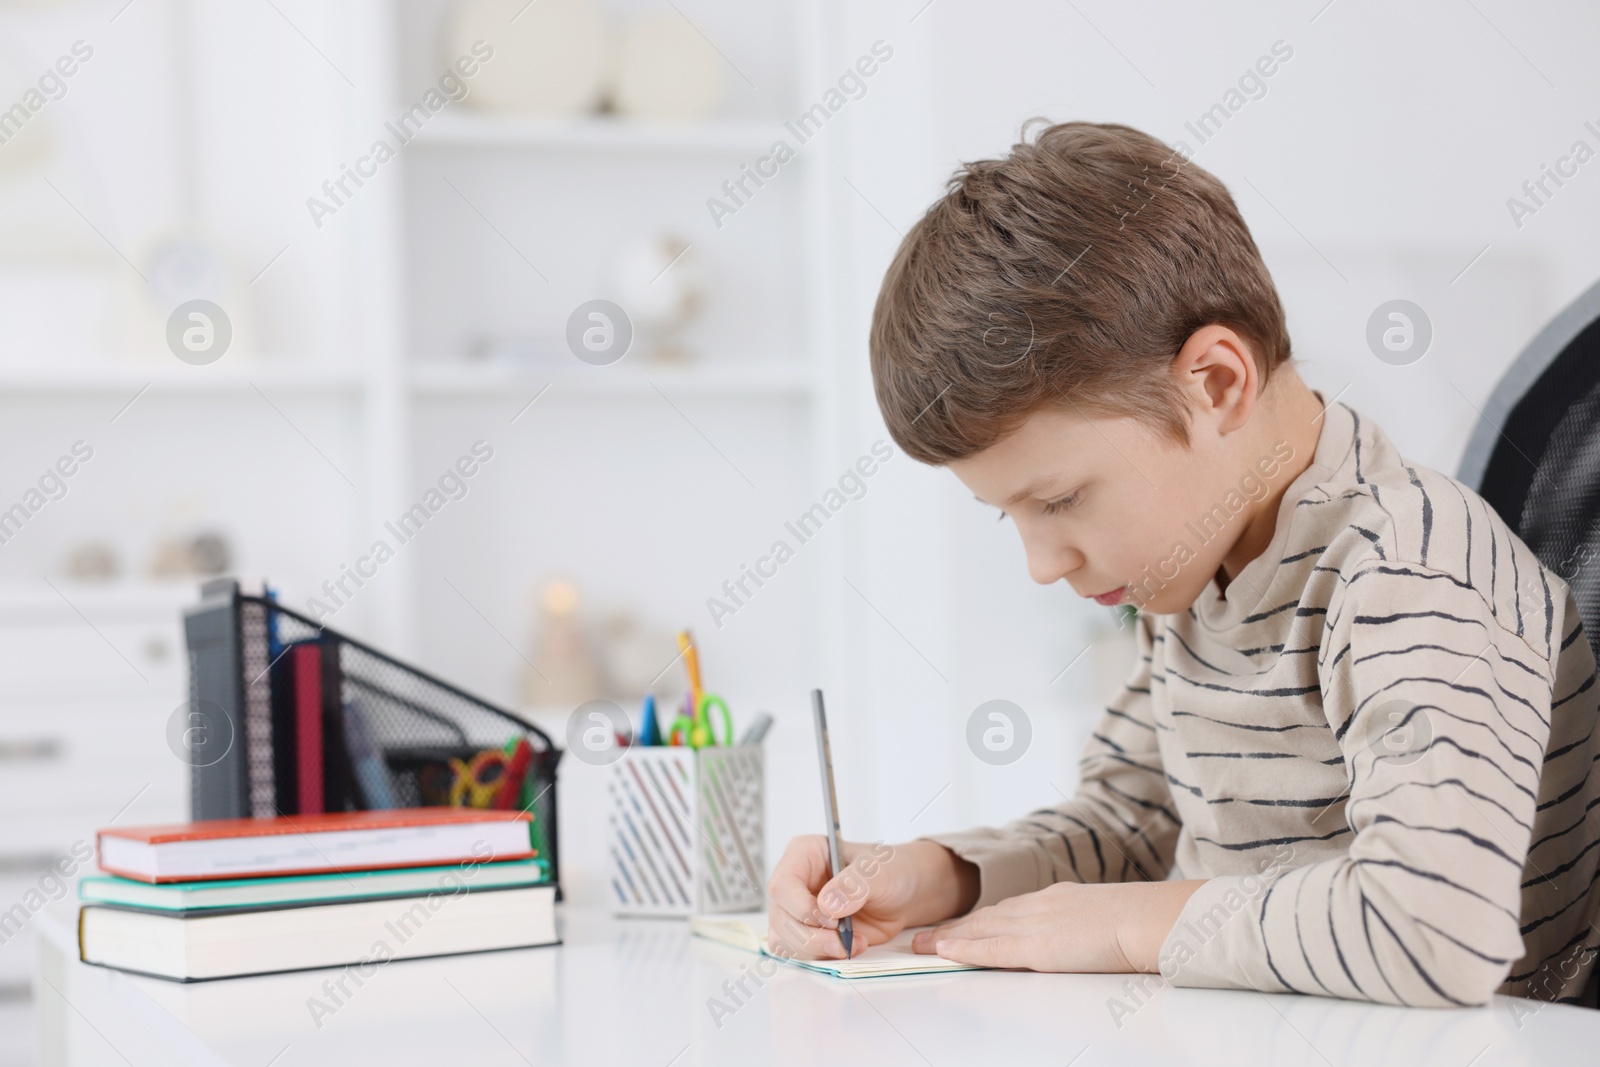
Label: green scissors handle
xmin=669 ymin=693 xmax=735 ymax=749
xmin=666 ymin=693 xmax=735 ymax=748
xmin=692 ymin=693 xmax=734 ymax=748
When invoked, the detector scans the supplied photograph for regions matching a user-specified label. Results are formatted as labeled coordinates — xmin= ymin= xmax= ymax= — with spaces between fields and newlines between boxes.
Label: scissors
xmin=668 ymin=692 xmax=734 ymax=749
xmin=446 ymin=749 xmax=510 ymax=808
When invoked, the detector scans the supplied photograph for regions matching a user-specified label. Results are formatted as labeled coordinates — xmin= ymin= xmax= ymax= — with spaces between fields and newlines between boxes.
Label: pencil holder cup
xmin=606 ymin=744 xmax=765 ymax=916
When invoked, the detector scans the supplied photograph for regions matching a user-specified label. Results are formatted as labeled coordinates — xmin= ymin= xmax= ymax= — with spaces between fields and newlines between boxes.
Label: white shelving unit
xmin=357 ymin=0 xmax=847 ymax=901
xmin=333 ymin=6 xmax=835 ymax=621
xmin=0 ymin=0 xmax=850 ymax=926
xmin=0 ymin=365 xmax=365 ymax=395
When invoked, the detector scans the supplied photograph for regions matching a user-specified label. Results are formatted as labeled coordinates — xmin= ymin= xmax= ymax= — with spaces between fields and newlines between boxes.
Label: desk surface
xmin=35 ymin=906 xmax=1600 ymax=1066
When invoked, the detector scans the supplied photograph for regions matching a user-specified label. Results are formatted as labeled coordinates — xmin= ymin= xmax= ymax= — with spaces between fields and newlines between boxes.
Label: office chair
xmin=1459 ymin=277 xmax=1600 ymax=666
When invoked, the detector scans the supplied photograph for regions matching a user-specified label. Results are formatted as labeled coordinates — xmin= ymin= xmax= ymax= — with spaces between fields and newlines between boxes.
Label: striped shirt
xmin=928 ymin=397 xmax=1600 ymax=1006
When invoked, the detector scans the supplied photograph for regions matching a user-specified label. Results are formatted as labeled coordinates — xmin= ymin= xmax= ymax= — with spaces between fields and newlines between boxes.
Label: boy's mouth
xmin=1090 ymin=586 xmax=1126 ymax=606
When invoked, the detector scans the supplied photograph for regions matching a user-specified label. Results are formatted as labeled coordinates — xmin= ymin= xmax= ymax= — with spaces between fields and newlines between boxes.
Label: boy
xmin=767 ymin=121 xmax=1600 ymax=1007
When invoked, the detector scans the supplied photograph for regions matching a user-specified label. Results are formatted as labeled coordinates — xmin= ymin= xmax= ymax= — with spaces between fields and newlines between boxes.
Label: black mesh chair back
xmin=1460 ymin=279 xmax=1600 ymax=665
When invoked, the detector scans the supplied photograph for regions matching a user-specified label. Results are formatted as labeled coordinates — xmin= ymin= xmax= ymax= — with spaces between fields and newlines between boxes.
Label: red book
xmin=96 ymin=809 xmax=535 ymax=884
xmin=294 ymin=642 xmax=324 ymax=815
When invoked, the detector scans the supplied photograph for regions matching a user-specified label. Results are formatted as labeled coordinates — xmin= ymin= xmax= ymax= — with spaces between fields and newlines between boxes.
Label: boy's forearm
xmin=903 ymin=840 xmax=981 ymax=926
xmin=894 ymin=840 xmax=1204 ymax=973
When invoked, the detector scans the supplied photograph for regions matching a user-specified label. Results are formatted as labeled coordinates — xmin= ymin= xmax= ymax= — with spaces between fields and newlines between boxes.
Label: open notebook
xmin=689 ymin=911 xmax=982 ymax=979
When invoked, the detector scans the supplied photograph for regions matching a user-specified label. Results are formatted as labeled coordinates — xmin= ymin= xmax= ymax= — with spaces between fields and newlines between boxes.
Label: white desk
xmin=34 ymin=905 xmax=1600 ymax=1066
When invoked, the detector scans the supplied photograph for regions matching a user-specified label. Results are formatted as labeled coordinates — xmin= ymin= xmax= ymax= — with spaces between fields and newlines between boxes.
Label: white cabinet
xmin=0 ymin=584 xmax=191 ymax=1004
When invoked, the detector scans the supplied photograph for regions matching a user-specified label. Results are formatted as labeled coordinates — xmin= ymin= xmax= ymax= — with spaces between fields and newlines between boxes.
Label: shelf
xmin=408 ymin=361 xmax=815 ymax=399
xmin=0 ymin=580 xmax=203 ymax=613
xmin=0 ymin=363 xmax=814 ymax=399
xmin=0 ymin=364 xmax=365 ymax=395
xmin=407 ymin=111 xmax=794 ymax=155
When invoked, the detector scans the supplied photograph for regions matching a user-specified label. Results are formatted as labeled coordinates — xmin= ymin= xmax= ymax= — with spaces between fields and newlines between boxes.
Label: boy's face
xmin=948 ymin=402 xmax=1258 ymax=614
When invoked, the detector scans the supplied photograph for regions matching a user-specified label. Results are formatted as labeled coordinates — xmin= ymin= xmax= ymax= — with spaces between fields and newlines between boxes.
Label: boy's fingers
xmin=816 ymin=872 xmax=870 ymax=920
xmin=768 ymin=870 xmax=844 ymax=934
xmin=912 ymin=905 xmax=1002 ymax=951
xmin=819 ymin=852 xmax=887 ymax=919
xmin=768 ymin=902 xmax=847 ymax=951
xmin=934 ymin=935 xmax=1027 ymax=969
xmin=766 ymin=837 xmax=840 ymax=929
xmin=766 ymin=912 xmax=848 ymax=960
xmin=914 ymin=923 xmax=959 ymax=953
xmin=767 ymin=877 xmax=838 ymax=930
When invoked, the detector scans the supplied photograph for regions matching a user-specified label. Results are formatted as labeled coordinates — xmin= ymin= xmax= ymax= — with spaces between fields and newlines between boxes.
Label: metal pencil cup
xmin=607 ymin=745 xmax=765 ymax=916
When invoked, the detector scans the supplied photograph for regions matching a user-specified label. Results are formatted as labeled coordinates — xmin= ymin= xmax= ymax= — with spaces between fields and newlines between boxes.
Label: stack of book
xmin=78 ymin=808 xmax=559 ymax=982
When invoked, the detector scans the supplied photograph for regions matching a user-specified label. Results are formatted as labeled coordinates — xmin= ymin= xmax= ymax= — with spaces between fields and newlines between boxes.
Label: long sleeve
xmin=1159 ymin=560 xmax=1554 ymax=1006
xmin=924 ymin=610 xmax=1182 ymax=908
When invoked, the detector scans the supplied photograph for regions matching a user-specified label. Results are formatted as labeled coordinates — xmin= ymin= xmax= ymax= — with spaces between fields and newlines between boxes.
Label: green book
xmin=79 ymin=858 xmax=550 ymax=914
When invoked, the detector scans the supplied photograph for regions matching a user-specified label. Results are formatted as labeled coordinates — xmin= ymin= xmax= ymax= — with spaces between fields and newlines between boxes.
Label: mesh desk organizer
xmin=182 ymin=579 xmax=561 ymax=893
xmin=606 ymin=743 xmax=764 ymax=917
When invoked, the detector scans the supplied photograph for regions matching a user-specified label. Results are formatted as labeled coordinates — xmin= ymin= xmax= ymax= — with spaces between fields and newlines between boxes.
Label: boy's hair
xmin=870 ymin=120 xmax=1292 ymax=465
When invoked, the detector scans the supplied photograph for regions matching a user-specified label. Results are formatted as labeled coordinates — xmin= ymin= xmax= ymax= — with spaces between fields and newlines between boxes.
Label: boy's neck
xmin=1214 ymin=372 xmax=1327 ymax=597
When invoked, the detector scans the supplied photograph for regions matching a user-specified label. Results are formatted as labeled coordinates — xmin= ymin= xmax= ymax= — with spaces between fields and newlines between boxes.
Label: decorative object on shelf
xmin=450 ymin=0 xmax=608 ymax=116
xmin=595 ymin=609 xmax=678 ymax=699
xmin=188 ymin=531 xmax=231 ymax=574
xmin=463 ymin=334 xmax=565 ymax=368
xmin=117 ymin=229 xmax=253 ymax=365
xmin=65 ymin=540 xmax=119 ymax=582
xmin=612 ymin=10 xmax=725 ymax=121
xmin=525 ymin=576 xmax=603 ymax=707
xmin=608 ymin=233 xmax=705 ymax=363
xmin=148 ymin=539 xmax=190 ymax=576
xmin=149 ymin=530 xmax=232 ymax=578
xmin=0 ymin=56 xmax=58 ymax=179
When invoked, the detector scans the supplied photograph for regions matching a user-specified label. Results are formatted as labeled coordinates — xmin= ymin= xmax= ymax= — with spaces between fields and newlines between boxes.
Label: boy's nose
xmin=1024 ymin=540 xmax=1082 ymax=586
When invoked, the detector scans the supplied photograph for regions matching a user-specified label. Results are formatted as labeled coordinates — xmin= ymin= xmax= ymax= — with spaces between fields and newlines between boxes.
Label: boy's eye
xmin=1042 ymin=490 xmax=1082 ymax=515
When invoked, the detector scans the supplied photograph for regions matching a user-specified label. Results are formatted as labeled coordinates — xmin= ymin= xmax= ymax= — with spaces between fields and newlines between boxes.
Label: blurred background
xmin=0 ymin=0 xmax=1597 ymax=1058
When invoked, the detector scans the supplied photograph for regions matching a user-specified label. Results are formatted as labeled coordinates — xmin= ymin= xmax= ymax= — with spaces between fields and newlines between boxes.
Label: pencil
xmin=811 ymin=688 xmax=853 ymax=958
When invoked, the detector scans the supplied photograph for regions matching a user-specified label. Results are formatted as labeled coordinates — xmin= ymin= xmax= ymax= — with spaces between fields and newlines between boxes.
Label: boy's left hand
xmin=910 ymin=879 xmax=1206 ymax=972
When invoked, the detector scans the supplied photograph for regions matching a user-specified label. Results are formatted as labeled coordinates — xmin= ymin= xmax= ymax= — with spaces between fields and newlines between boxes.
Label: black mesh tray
xmin=183 ymin=579 xmax=561 ymax=893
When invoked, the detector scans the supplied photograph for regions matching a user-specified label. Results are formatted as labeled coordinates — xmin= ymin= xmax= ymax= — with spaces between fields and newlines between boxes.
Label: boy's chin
xmin=1127 ymin=583 xmax=1203 ymax=615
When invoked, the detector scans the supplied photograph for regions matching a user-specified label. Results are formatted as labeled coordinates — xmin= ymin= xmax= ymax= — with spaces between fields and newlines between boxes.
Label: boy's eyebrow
xmin=977 ymin=476 xmax=1070 ymax=509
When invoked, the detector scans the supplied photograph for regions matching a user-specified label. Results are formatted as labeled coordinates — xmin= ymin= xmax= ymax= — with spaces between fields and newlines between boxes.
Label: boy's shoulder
xmin=1306 ymin=405 xmax=1568 ymax=665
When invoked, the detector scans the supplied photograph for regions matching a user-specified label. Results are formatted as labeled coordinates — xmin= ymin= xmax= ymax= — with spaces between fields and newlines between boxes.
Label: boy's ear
xmin=1172 ymin=324 xmax=1258 ymax=436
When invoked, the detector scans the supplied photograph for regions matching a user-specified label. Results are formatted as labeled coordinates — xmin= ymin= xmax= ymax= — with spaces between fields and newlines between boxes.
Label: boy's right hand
xmin=765 ymin=836 xmax=979 ymax=959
